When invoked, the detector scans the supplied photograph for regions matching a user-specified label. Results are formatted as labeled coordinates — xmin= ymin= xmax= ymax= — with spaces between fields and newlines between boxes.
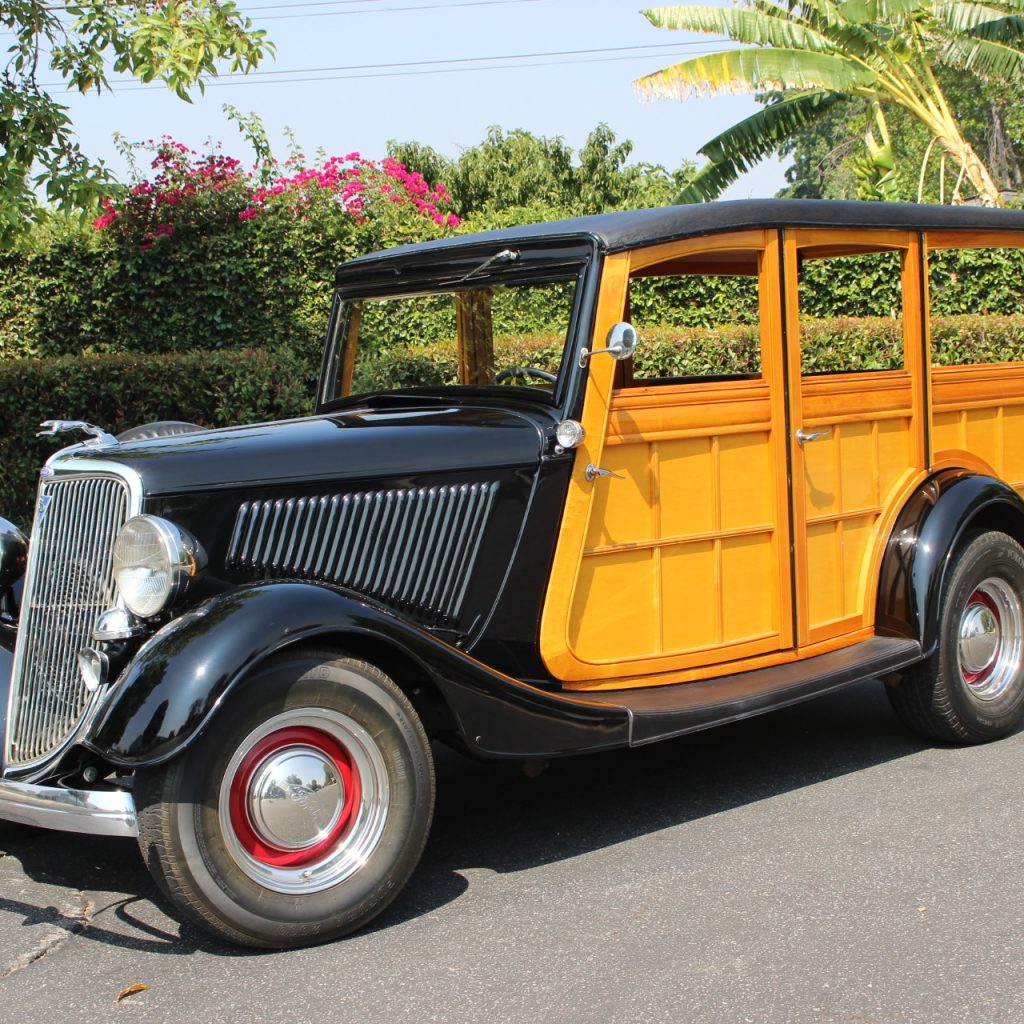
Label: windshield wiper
xmin=455 ymin=248 xmax=519 ymax=285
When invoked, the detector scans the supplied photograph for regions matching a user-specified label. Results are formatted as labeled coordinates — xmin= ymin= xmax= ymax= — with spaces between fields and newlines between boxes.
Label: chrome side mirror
xmin=579 ymin=322 xmax=638 ymax=367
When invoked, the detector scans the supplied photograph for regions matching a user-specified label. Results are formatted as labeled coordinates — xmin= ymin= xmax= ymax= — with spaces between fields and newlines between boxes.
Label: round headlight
xmin=112 ymin=516 xmax=206 ymax=619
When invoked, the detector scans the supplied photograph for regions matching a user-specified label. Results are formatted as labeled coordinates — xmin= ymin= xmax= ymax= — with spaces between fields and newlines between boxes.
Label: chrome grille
xmin=6 ymin=474 xmax=131 ymax=767
xmin=226 ymin=482 xmax=499 ymax=626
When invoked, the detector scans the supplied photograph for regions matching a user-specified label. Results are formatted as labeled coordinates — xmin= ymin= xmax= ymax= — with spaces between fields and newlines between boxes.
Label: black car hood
xmin=56 ymin=403 xmax=547 ymax=495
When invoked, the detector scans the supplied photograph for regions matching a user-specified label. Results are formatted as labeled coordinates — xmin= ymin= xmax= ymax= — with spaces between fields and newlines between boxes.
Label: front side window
xmin=326 ymin=273 xmax=581 ymax=403
xmin=625 ymin=258 xmax=763 ymax=383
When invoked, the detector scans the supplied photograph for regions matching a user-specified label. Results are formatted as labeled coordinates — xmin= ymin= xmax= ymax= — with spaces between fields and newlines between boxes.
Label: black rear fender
xmin=876 ymin=470 xmax=1024 ymax=654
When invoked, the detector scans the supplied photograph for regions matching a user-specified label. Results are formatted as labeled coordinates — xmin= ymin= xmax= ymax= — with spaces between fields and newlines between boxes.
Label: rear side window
xmin=927 ymin=246 xmax=1024 ymax=366
xmin=797 ymin=249 xmax=905 ymax=374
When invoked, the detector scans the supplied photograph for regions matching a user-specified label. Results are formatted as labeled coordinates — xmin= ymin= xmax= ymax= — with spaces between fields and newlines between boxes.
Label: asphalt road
xmin=2 ymin=680 xmax=1022 ymax=1024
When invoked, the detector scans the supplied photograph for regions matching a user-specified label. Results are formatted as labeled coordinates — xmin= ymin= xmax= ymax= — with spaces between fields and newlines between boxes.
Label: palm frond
xmin=634 ymin=47 xmax=876 ymax=100
xmin=940 ymin=33 xmax=1024 ymax=77
xmin=641 ymin=5 xmax=836 ymax=52
xmin=676 ymin=90 xmax=844 ymax=201
xmin=837 ymin=0 xmax=929 ymax=23
xmin=678 ymin=160 xmax=750 ymax=203
xmin=761 ymin=0 xmax=879 ymax=55
xmin=967 ymin=0 xmax=1024 ymax=11
xmin=931 ymin=1 xmax=1024 ymax=40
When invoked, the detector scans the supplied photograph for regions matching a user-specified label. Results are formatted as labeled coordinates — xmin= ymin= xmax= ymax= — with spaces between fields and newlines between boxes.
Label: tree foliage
xmin=389 ymin=124 xmax=694 ymax=222
xmin=636 ymin=0 xmax=1024 ymax=205
xmin=776 ymin=71 xmax=1024 ymax=201
xmin=0 ymin=134 xmax=459 ymax=362
xmin=0 ymin=1 xmax=271 ymax=244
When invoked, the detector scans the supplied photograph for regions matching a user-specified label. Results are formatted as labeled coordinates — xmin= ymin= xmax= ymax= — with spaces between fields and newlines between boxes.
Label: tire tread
xmin=887 ymin=529 xmax=1024 ymax=744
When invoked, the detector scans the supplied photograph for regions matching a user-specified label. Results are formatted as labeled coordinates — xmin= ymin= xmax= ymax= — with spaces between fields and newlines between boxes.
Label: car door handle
xmin=796 ymin=427 xmax=832 ymax=447
xmin=585 ymin=464 xmax=624 ymax=481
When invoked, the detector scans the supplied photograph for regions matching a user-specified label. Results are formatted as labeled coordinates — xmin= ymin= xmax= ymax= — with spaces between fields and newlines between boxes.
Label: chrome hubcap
xmin=219 ymin=708 xmax=390 ymax=895
xmin=957 ymin=578 xmax=1024 ymax=701
xmin=246 ymin=745 xmax=346 ymax=851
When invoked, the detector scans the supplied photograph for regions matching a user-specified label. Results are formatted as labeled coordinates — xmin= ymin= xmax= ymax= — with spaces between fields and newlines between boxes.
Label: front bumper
xmin=0 ymin=778 xmax=137 ymax=837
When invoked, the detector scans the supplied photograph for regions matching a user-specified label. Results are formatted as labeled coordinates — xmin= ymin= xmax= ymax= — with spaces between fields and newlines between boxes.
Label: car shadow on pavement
xmin=0 ymin=680 xmax=960 ymax=954
xmin=367 ymin=679 xmax=944 ymax=933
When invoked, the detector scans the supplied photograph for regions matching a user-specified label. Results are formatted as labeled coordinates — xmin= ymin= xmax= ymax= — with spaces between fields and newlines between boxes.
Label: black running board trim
xmin=572 ymin=637 xmax=922 ymax=747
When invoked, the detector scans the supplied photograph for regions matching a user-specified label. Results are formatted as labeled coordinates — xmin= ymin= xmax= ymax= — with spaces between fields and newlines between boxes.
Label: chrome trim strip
xmin=0 ymin=778 xmax=137 ymax=838
xmin=3 ymin=456 xmax=143 ymax=773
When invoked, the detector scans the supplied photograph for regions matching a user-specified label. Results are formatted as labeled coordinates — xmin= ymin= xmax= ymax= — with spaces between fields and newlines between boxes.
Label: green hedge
xmin=5 ymin=311 xmax=1024 ymax=530
xmin=352 ymin=312 xmax=1024 ymax=383
xmin=0 ymin=347 xmax=318 ymax=528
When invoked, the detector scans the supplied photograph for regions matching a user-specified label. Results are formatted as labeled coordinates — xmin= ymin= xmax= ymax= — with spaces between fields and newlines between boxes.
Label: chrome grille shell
xmin=4 ymin=457 xmax=141 ymax=773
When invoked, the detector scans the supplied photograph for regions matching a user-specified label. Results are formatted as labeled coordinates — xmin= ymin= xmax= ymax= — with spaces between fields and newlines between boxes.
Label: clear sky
xmin=52 ymin=0 xmax=787 ymax=198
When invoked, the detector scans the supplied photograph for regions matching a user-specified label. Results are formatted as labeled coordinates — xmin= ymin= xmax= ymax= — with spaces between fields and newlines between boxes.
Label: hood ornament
xmin=37 ymin=420 xmax=118 ymax=447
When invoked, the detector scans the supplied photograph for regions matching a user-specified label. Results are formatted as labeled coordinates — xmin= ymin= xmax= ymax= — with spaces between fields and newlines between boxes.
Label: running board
xmin=573 ymin=637 xmax=922 ymax=747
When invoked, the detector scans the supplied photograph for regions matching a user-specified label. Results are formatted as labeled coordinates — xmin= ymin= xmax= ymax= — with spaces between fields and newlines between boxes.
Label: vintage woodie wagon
xmin=3 ymin=199 xmax=1024 ymax=947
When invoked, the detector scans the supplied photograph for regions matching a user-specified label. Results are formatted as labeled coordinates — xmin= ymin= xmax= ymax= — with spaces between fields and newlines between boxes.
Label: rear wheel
xmin=135 ymin=650 xmax=434 ymax=948
xmin=888 ymin=530 xmax=1024 ymax=743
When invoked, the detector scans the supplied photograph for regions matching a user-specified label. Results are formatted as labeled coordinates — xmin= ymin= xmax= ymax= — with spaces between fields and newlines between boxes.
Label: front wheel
xmin=135 ymin=650 xmax=434 ymax=948
xmin=888 ymin=530 xmax=1024 ymax=743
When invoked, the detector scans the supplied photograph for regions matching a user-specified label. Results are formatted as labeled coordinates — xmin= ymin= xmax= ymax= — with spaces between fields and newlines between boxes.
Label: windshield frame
xmin=317 ymin=241 xmax=598 ymax=415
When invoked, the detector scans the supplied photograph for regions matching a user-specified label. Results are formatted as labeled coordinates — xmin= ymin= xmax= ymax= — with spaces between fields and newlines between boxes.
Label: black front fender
xmin=876 ymin=470 xmax=1024 ymax=654
xmin=85 ymin=582 xmax=630 ymax=766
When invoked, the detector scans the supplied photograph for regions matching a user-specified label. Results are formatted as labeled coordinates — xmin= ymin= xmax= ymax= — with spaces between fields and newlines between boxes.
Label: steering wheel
xmin=493 ymin=366 xmax=557 ymax=385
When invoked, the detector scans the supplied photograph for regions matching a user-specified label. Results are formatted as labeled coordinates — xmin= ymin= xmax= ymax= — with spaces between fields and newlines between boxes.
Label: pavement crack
xmin=1 ymin=891 xmax=92 ymax=981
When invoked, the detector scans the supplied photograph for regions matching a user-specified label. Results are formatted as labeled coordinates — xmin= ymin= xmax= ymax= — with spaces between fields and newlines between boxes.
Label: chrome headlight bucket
xmin=112 ymin=515 xmax=207 ymax=618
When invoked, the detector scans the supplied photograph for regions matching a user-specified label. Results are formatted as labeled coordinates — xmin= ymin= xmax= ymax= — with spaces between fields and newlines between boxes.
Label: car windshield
xmin=325 ymin=271 xmax=582 ymax=403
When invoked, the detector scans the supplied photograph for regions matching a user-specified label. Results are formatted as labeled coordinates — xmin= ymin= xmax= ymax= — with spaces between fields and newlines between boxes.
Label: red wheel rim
xmin=960 ymin=588 xmax=1001 ymax=686
xmin=227 ymin=726 xmax=361 ymax=868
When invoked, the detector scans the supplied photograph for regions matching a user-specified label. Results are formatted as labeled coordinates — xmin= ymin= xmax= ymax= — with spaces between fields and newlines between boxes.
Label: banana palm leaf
xmin=836 ymin=0 xmax=929 ymax=23
xmin=642 ymin=5 xmax=837 ymax=52
xmin=650 ymin=1 xmax=880 ymax=55
xmin=634 ymin=47 xmax=877 ymax=100
xmin=677 ymin=90 xmax=844 ymax=201
xmin=931 ymin=1 xmax=1024 ymax=39
xmin=970 ymin=0 xmax=1024 ymax=10
xmin=776 ymin=0 xmax=880 ymax=56
xmin=940 ymin=33 xmax=1024 ymax=75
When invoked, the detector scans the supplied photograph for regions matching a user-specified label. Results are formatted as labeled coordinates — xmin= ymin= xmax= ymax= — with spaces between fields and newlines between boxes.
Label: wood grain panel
xmin=932 ymin=364 xmax=1024 ymax=492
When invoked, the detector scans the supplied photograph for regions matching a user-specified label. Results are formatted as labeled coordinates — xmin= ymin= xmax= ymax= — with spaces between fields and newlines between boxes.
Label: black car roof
xmin=336 ymin=198 xmax=1024 ymax=283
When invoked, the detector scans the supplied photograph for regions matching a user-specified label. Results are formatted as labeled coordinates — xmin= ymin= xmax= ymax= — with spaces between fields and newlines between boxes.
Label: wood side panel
xmin=561 ymin=625 xmax=876 ymax=692
xmin=931 ymin=365 xmax=1024 ymax=491
xmin=925 ymin=230 xmax=1024 ymax=251
xmin=571 ymin=385 xmax=784 ymax=670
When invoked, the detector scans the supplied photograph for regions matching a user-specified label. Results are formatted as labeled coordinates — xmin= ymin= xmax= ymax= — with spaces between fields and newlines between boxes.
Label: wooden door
xmin=783 ymin=230 xmax=927 ymax=648
xmin=541 ymin=230 xmax=794 ymax=686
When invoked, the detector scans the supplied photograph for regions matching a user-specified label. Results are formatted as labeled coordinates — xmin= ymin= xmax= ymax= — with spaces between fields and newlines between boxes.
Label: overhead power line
xmin=242 ymin=0 xmax=393 ymax=9
xmin=38 ymin=38 xmax=729 ymax=89
xmin=0 ymin=0 xmax=539 ymax=34
xmin=76 ymin=45 xmax=731 ymax=90
xmin=248 ymin=0 xmax=543 ymax=18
